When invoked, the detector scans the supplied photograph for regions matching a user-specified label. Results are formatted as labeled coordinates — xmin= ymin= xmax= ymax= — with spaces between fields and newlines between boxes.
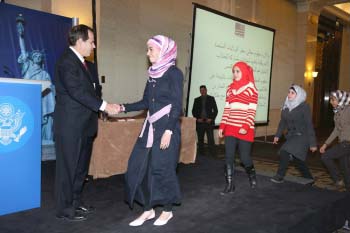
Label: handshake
xmin=104 ymin=103 xmax=124 ymax=115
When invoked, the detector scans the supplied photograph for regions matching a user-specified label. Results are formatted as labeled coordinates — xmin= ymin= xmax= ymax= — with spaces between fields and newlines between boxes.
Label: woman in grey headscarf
xmin=271 ymin=84 xmax=317 ymax=183
xmin=320 ymin=90 xmax=350 ymax=191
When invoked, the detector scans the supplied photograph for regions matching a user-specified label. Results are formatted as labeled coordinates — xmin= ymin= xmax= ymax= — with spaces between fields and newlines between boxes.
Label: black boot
xmin=221 ymin=165 xmax=235 ymax=195
xmin=245 ymin=165 xmax=257 ymax=188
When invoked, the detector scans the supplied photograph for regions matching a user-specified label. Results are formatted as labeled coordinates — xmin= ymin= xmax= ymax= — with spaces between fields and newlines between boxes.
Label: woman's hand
xmin=160 ymin=130 xmax=172 ymax=150
xmin=239 ymin=128 xmax=247 ymax=135
xmin=273 ymin=137 xmax=279 ymax=144
xmin=319 ymin=144 xmax=327 ymax=154
xmin=310 ymin=147 xmax=317 ymax=152
xmin=218 ymin=129 xmax=224 ymax=138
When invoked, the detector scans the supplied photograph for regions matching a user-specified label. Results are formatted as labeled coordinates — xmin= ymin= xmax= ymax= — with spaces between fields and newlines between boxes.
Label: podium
xmin=0 ymin=78 xmax=48 ymax=216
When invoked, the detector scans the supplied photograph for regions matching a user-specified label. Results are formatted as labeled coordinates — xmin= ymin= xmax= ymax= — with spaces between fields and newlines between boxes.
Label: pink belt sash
xmin=139 ymin=104 xmax=172 ymax=148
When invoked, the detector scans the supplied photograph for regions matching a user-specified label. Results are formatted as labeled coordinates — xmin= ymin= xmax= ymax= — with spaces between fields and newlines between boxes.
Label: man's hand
xmin=105 ymin=103 xmax=120 ymax=115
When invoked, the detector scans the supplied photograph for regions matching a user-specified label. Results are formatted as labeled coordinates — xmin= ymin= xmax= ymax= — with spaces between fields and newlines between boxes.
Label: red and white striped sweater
xmin=219 ymin=82 xmax=258 ymax=142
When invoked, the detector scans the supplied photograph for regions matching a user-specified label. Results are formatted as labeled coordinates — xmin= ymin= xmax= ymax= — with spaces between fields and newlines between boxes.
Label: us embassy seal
xmin=0 ymin=96 xmax=34 ymax=153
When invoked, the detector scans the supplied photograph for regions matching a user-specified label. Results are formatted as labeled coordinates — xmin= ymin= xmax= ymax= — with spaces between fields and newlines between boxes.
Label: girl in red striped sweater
xmin=218 ymin=61 xmax=258 ymax=194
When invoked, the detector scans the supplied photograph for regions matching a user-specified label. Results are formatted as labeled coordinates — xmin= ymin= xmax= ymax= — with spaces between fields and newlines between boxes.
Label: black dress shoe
xmin=56 ymin=213 xmax=87 ymax=222
xmin=75 ymin=205 xmax=95 ymax=214
xmin=84 ymin=175 xmax=93 ymax=183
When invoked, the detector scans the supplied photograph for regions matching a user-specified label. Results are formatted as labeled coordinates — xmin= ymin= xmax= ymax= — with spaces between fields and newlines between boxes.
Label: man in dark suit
xmin=53 ymin=25 xmax=118 ymax=221
xmin=81 ymin=61 xmax=102 ymax=184
xmin=192 ymin=85 xmax=218 ymax=154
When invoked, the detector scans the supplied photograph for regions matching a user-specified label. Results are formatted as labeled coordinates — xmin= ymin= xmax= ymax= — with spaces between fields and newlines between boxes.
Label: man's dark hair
xmin=68 ymin=24 xmax=94 ymax=46
xmin=200 ymin=85 xmax=207 ymax=89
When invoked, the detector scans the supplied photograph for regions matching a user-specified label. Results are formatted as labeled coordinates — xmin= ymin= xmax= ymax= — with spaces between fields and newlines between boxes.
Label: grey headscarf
xmin=282 ymin=84 xmax=306 ymax=112
xmin=330 ymin=90 xmax=350 ymax=113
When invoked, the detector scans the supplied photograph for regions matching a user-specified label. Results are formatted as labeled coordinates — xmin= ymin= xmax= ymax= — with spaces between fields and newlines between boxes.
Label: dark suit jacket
xmin=86 ymin=61 xmax=102 ymax=98
xmin=53 ymin=48 xmax=103 ymax=138
xmin=85 ymin=60 xmax=102 ymax=137
xmin=192 ymin=95 xmax=218 ymax=125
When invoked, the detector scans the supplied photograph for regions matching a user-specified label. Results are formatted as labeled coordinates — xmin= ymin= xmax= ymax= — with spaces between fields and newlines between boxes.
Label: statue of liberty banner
xmin=16 ymin=14 xmax=55 ymax=144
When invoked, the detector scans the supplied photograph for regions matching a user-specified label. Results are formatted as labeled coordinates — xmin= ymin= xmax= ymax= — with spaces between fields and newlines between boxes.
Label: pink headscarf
xmin=231 ymin=61 xmax=256 ymax=88
xmin=147 ymin=35 xmax=177 ymax=78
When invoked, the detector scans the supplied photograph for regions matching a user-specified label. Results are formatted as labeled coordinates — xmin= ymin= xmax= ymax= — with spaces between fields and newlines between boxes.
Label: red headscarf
xmin=231 ymin=61 xmax=256 ymax=88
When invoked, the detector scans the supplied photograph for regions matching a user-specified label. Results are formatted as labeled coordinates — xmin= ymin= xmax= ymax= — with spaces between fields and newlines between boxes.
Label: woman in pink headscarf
xmin=121 ymin=35 xmax=183 ymax=226
xmin=218 ymin=61 xmax=259 ymax=194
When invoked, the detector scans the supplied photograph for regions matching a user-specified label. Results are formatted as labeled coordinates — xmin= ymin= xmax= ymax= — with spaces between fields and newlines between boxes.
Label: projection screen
xmin=186 ymin=4 xmax=275 ymax=125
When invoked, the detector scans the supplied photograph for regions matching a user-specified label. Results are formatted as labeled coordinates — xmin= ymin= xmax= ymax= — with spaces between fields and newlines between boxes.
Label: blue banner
xmin=0 ymin=82 xmax=41 ymax=216
xmin=0 ymin=3 xmax=71 ymax=145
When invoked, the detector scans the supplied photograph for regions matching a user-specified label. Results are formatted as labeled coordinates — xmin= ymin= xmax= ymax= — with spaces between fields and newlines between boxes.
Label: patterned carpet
xmin=252 ymin=158 xmax=348 ymax=192
xmin=211 ymin=136 xmax=348 ymax=193
xmin=208 ymin=138 xmax=350 ymax=232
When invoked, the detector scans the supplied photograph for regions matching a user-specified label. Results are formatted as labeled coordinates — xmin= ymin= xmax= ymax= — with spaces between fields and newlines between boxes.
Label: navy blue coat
xmin=124 ymin=66 xmax=183 ymax=207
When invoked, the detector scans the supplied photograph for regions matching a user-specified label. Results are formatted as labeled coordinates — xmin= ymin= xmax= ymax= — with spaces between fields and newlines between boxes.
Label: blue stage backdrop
xmin=0 ymin=3 xmax=72 ymax=146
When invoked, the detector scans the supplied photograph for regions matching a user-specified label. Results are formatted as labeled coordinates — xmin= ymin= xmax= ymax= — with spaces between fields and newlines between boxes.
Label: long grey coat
xmin=275 ymin=102 xmax=317 ymax=161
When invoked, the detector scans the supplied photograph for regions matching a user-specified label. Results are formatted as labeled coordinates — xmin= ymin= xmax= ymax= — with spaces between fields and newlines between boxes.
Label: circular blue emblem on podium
xmin=0 ymin=96 xmax=34 ymax=153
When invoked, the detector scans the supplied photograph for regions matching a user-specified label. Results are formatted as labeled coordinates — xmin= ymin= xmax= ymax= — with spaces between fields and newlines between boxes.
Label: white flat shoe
xmin=129 ymin=209 xmax=155 ymax=226
xmin=153 ymin=211 xmax=173 ymax=226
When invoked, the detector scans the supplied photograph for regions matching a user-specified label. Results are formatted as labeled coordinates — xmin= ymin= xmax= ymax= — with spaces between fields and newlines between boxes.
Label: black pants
xmin=196 ymin=122 xmax=215 ymax=150
xmin=224 ymin=136 xmax=253 ymax=169
xmin=73 ymin=135 xmax=95 ymax=205
xmin=321 ymin=142 xmax=350 ymax=190
xmin=55 ymin=134 xmax=90 ymax=216
xmin=276 ymin=149 xmax=313 ymax=179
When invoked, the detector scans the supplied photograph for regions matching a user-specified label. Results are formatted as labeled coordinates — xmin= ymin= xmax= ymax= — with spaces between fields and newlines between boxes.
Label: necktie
xmin=83 ymin=61 xmax=94 ymax=86
xmin=83 ymin=61 xmax=89 ymax=71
